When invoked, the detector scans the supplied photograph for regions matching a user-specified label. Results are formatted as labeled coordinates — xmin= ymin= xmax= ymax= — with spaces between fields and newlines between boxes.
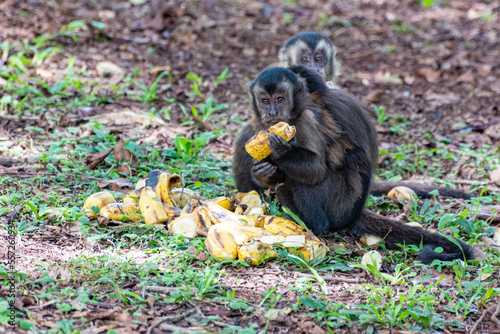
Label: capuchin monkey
xmin=279 ymin=32 xmax=471 ymax=200
xmin=232 ymin=66 xmax=474 ymax=264
xmin=279 ymin=32 xmax=340 ymax=88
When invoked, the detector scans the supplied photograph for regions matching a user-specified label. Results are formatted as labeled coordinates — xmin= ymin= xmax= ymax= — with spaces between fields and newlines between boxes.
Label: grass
xmin=1 ymin=27 xmax=500 ymax=334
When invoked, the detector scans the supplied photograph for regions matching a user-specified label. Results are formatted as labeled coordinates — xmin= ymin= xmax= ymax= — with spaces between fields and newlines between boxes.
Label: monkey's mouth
xmin=263 ymin=116 xmax=285 ymax=126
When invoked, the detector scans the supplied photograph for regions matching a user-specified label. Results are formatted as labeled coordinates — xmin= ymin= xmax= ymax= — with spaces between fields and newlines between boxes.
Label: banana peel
xmin=139 ymin=186 xmax=169 ymax=225
xmin=205 ymin=222 xmax=271 ymax=261
xmin=199 ymin=199 xmax=260 ymax=227
xmin=83 ymin=191 xmax=117 ymax=218
xmin=245 ymin=122 xmax=296 ymax=160
xmin=100 ymin=202 xmax=142 ymax=222
xmin=123 ymin=187 xmax=143 ymax=204
xmin=152 ymin=172 xmax=179 ymax=206
xmin=170 ymin=188 xmax=200 ymax=207
xmin=238 ymin=240 xmax=277 ymax=266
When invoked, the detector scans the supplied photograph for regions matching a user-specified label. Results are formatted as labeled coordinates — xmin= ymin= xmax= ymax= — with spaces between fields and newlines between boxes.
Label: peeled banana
xmin=139 ymin=186 xmax=169 ymax=225
xmin=100 ymin=202 xmax=142 ymax=222
xmin=245 ymin=122 xmax=296 ymax=160
xmin=83 ymin=191 xmax=117 ymax=218
xmin=169 ymin=212 xmax=204 ymax=238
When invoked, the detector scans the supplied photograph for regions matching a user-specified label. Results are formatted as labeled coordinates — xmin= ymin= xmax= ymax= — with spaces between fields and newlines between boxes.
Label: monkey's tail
xmin=351 ymin=210 xmax=474 ymax=264
xmin=370 ymin=181 xmax=472 ymax=199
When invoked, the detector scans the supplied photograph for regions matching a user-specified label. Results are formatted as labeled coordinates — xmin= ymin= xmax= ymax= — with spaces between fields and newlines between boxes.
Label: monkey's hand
xmin=268 ymin=133 xmax=293 ymax=159
xmin=251 ymin=160 xmax=284 ymax=188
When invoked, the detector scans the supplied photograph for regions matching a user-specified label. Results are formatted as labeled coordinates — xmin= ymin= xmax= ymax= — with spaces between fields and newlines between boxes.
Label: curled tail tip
xmin=417 ymin=244 xmax=475 ymax=264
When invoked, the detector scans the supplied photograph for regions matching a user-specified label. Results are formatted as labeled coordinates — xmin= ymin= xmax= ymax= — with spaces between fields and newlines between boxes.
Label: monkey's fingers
xmin=268 ymin=134 xmax=292 ymax=158
xmin=269 ymin=133 xmax=292 ymax=149
xmin=252 ymin=161 xmax=277 ymax=176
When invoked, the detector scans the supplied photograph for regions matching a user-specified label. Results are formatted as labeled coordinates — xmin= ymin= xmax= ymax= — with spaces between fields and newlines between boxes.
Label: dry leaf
xmin=96 ymin=61 xmax=124 ymax=78
xmin=97 ymin=178 xmax=133 ymax=188
xmin=491 ymin=167 xmax=500 ymax=185
xmin=114 ymin=138 xmax=138 ymax=166
xmin=87 ymin=147 xmax=113 ymax=170
xmin=88 ymin=110 xmax=165 ymax=126
xmin=414 ymin=68 xmax=440 ymax=82
xmin=456 ymin=70 xmax=474 ymax=84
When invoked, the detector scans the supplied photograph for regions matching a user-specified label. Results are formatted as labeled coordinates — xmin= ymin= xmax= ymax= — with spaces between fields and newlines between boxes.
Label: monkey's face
xmin=250 ymin=68 xmax=300 ymax=126
xmin=252 ymin=85 xmax=292 ymax=126
xmin=279 ymin=33 xmax=337 ymax=82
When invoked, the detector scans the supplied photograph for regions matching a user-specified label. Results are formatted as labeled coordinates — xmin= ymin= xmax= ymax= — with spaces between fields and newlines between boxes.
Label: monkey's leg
xmin=370 ymin=181 xmax=472 ymax=199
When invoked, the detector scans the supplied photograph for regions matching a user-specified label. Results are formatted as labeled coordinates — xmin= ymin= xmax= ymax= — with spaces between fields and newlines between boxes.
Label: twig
xmin=296 ymin=272 xmax=360 ymax=283
xmin=492 ymin=297 xmax=500 ymax=326
xmin=470 ymin=307 xmax=488 ymax=333
xmin=146 ymin=310 xmax=195 ymax=334
xmin=193 ymin=116 xmax=216 ymax=131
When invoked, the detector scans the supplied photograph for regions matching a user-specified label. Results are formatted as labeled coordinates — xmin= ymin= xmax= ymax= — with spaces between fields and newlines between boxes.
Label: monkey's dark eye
xmin=262 ymin=99 xmax=270 ymax=105
xmin=315 ymin=56 xmax=324 ymax=63
xmin=301 ymin=56 xmax=309 ymax=63
xmin=277 ymin=97 xmax=285 ymax=104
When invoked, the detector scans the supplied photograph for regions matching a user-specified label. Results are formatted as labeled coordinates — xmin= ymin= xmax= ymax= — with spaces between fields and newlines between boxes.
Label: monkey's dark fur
xmin=279 ymin=31 xmax=471 ymax=200
xmin=232 ymin=66 xmax=474 ymax=264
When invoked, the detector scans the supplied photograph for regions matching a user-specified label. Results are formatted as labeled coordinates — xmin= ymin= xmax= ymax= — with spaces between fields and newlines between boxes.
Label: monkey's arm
xmin=268 ymin=134 xmax=327 ymax=185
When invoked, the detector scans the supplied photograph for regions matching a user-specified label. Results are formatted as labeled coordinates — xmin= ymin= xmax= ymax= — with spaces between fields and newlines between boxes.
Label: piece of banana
xmin=83 ymin=191 xmax=117 ymax=218
xmin=100 ymin=203 xmax=142 ymax=222
xmin=135 ymin=179 xmax=146 ymax=190
xmin=238 ymin=240 xmax=277 ymax=266
xmin=162 ymin=203 xmax=182 ymax=219
xmin=152 ymin=172 xmax=177 ymax=206
xmin=169 ymin=212 xmax=204 ymax=238
xmin=123 ymin=187 xmax=143 ymax=204
xmin=170 ymin=188 xmax=200 ymax=207
xmin=245 ymin=122 xmax=296 ymax=160
xmin=205 ymin=222 xmax=270 ymax=261
xmin=360 ymin=234 xmax=384 ymax=247
xmin=199 ymin=199 xmax=259 ymax=227
xmin=205 ymin=224 xmax=239 ymax=261
xmin=260 ymin=216 xmax=308 ymax=236
xmin=387 ymin=186 xmax=417 ymax=205
xmin=139 ymin=186 xmax=169 ymax=225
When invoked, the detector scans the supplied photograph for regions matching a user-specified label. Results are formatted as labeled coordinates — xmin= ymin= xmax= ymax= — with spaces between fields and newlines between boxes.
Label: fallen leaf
xmin=414 ymin=68 xmax=440 ymax=82
xmin=491 ymin=167 xmax=500 ymax=185
xmin=96 ymin=61 xmax=124 ymax=78
xmin=484 ymin=123 xmax=500 ymax=141
xmin=114 ymin=138 xmax=138 ymax=166
xmin=97 ymin=178 xmax=133 ymax=188
xmin=476 ymin=65 xmax=492 ymax=77
xmin=472 ymin=246 xmax=485 ymax=261
xmin=456 ymin=70 xmax=474 ymax=84
xmin=88 ymin=110 xmax=165 ymax=126
xmin=87 ymin=147 xmax=114 ymax=170
xmin=364 ymin=89 xmax=386 ymax=103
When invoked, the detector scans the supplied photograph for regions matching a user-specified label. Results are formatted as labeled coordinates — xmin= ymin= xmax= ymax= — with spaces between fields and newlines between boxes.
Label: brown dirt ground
xmin=1 ymin=0 xmax=500 ymax=333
